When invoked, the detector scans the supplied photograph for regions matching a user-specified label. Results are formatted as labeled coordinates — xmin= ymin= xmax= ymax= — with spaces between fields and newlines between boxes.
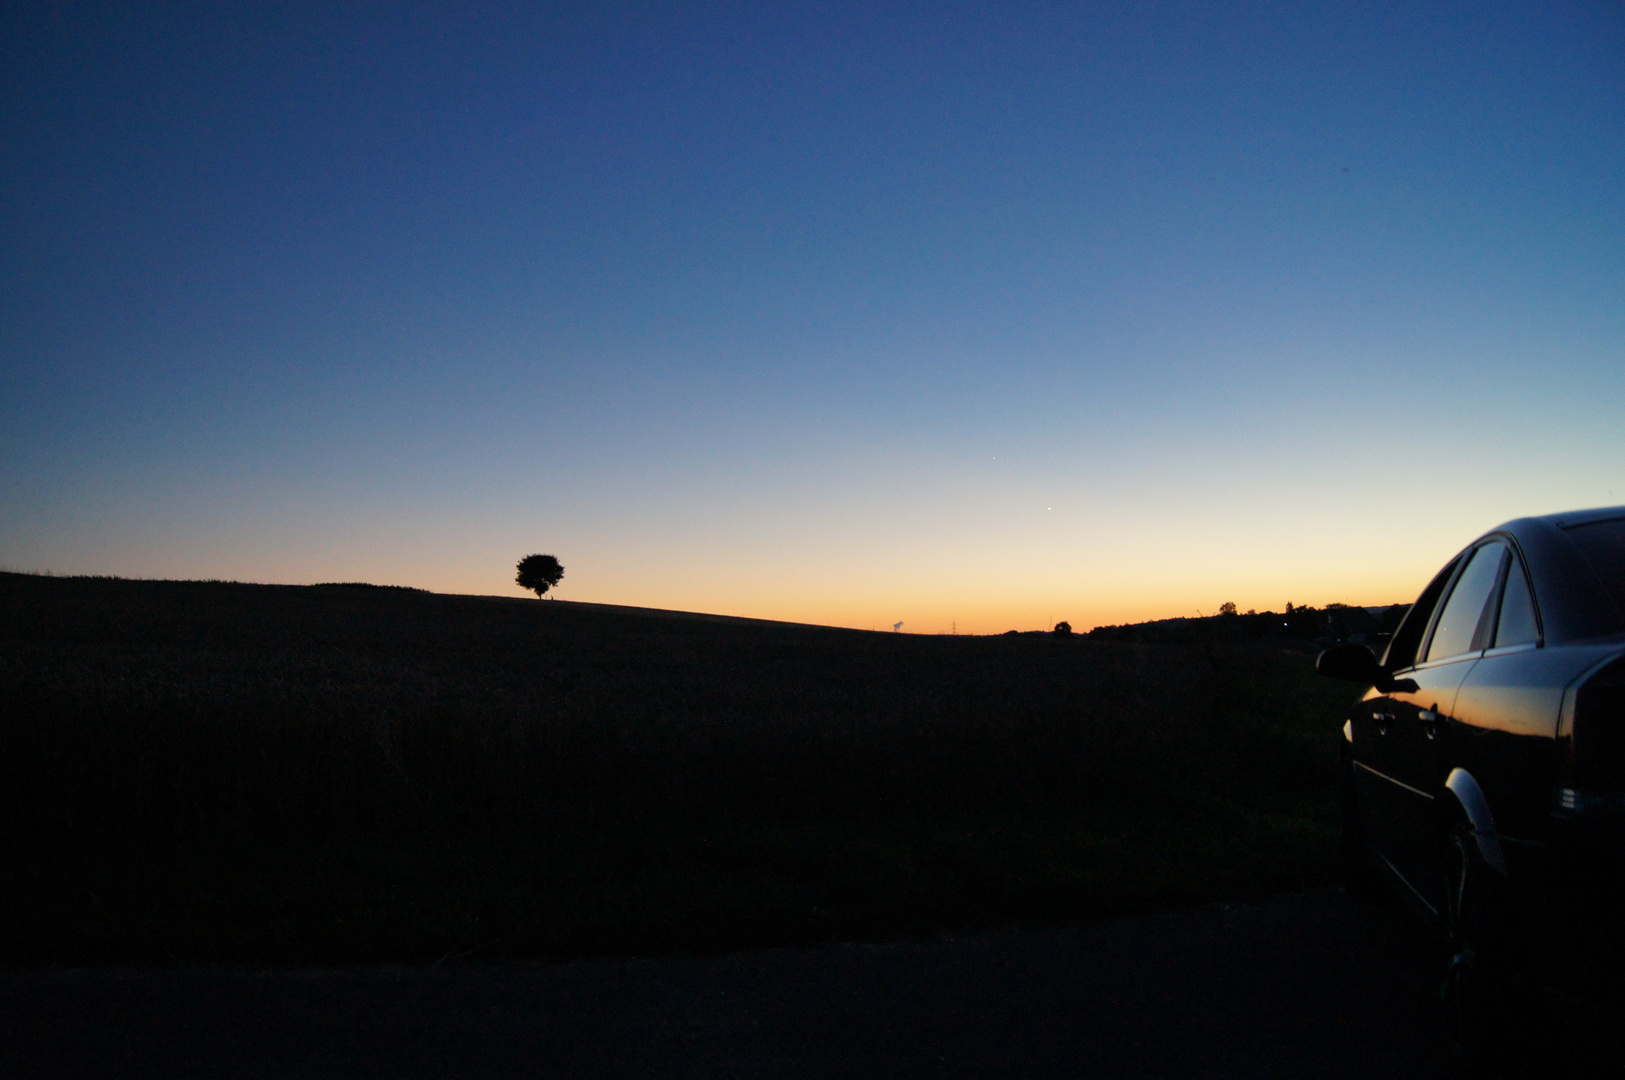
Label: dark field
xmin=0 ymin=573 xmax=1359 ymax=966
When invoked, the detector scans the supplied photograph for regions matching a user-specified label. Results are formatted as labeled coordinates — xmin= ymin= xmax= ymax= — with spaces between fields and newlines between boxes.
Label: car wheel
xmin=1340 ymin=759 xmax=1382 ymax=898
xmin=1440 ymin=822 xmax=1522 ymax=1077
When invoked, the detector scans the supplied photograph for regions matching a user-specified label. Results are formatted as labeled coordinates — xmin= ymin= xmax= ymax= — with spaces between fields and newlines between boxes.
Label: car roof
xmin=1478 ymin=507 xmax=1625 ymax=644
xmin=1539 ymin=505 xmax=1625 ymax=531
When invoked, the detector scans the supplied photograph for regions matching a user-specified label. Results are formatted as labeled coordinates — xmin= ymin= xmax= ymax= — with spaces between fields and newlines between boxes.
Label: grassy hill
xmin=0 ymin=572 xmax=1360 ymax=966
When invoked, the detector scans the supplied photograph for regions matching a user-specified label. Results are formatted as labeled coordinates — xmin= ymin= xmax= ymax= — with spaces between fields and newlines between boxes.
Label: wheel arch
xmin=1441 ymin=768 xmax=1508 ymax=877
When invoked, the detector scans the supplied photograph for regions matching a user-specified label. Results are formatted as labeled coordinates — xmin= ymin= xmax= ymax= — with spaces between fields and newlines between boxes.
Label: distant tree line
xmin=1086 ymin=602 xmax=1410 ymax=648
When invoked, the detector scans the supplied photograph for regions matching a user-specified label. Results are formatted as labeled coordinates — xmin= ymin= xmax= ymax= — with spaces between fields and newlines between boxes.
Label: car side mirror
xmin=1317 ymin=643 xmax=1381 ymax=682
xmin=1316 ymin=643 xmax=1418 ymax=694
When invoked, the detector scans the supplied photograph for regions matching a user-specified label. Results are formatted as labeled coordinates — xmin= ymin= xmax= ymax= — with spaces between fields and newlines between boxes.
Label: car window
xmin=1424 ymin=542 xmax=1505 ymax=662
xmin=1385 ymin=559 xmax=1458 ymax=670
xmin=1493 ymin=557 xmax=1539 ymax=647
xmin=1564 ymin=518 xmax=1625 ymax=631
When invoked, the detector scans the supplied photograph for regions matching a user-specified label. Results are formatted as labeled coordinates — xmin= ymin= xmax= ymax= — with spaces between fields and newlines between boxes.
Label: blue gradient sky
xmin=4 ymin=1 xmax=1622 ymax=631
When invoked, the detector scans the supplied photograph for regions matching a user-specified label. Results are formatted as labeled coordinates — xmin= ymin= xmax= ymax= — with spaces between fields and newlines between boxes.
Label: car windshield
xmin=1565 ymin=518 xmax=1625 ymax=628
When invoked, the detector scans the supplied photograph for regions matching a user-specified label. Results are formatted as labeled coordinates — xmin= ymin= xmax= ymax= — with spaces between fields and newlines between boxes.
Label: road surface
xmin=3 ymin=888 xmax=1451 ymax=1078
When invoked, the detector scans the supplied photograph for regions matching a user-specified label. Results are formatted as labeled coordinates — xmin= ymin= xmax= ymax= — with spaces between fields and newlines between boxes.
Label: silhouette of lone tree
xmin=516 ymin=554 xmax=565 ymax=599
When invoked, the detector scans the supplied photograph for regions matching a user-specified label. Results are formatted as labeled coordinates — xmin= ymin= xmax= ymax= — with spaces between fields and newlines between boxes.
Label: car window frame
xmin=1417 ymin=539 xmax=1507 ymax=667
xmin=1482 ymin=535 xmax=1544 ymax=657
xmin=1385 ymin=556 xmax=1462 ymax=674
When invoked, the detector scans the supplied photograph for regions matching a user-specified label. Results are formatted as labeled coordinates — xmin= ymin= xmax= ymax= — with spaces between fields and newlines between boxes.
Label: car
xmin=1317 ymin=506 xmax=1625 ymax=1068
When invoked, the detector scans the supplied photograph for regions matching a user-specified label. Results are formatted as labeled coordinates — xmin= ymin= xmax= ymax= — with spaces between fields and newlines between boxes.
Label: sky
xmin=3 ymin=1 xmax=1623 ymax=633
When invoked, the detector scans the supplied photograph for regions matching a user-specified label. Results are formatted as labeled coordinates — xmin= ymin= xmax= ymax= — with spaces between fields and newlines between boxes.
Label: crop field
xmin=0 ymin=572 xmax=1360 ymax=966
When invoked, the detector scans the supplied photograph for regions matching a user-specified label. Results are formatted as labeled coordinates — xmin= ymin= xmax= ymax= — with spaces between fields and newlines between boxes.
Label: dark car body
xmin=1320 ymin=507 xmax=1625 ymax=1044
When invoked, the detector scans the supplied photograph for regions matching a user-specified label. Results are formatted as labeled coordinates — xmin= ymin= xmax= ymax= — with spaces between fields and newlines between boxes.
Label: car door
xmin=1380 ymin=540 xmax=1506 ymax=907
xmin=1352 ymin=557 xmax=1455 ymax=890
xmin=1446 ymin=545 xmax=1555 ymax=878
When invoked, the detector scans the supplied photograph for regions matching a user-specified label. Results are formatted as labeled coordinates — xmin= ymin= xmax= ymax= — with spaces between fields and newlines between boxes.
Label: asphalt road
xmin=3 ymin=889 xmax=1451 ymax=1079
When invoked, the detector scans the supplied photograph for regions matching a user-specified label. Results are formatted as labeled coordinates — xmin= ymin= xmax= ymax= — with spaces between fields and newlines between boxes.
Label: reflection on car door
xmin=1383 ymin=661 xmax=1476 ymax=907
xmin=1354 ymin=559 xmax=1452 ymax=896
xmin=1377 ymin=541 xmax=1506 ymax=908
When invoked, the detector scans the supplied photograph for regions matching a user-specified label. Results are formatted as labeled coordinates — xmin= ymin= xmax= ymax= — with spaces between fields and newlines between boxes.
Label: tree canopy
xmin=516 ymin=554 xmax=564 ymax=599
